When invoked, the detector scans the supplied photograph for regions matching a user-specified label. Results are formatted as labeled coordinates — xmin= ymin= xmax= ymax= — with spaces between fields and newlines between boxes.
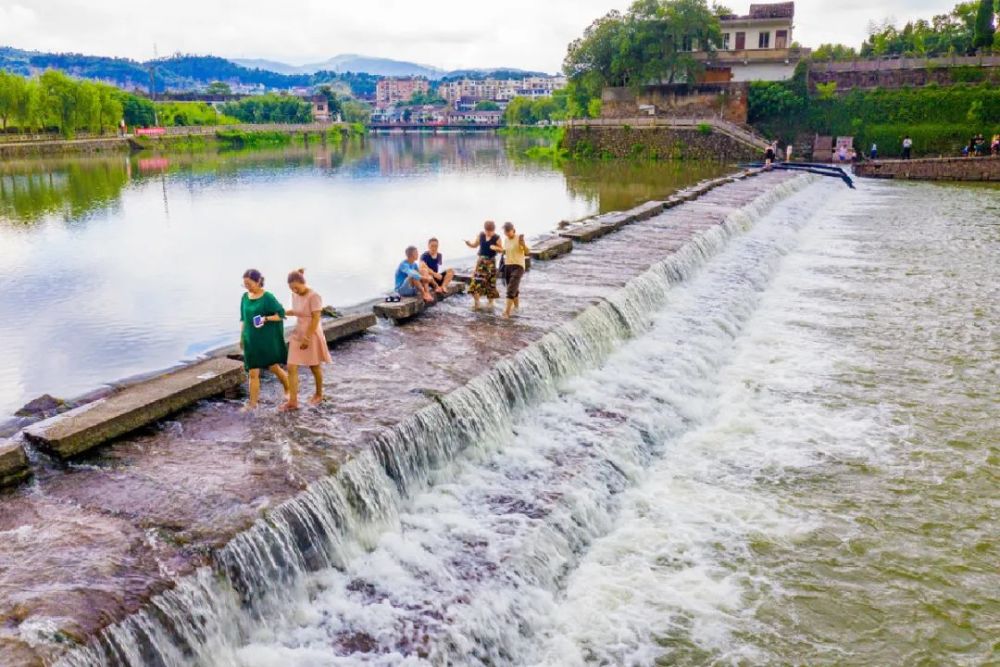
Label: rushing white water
xmin=56 ymin=172 xmax=1000 ymax=667
xmin=57 ymin=174 xmax=820 ymax=667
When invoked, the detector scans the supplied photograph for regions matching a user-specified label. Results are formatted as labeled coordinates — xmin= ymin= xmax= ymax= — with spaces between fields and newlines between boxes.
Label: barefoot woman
xmin=239 ymin=269 xmax=290 ymax=411
xmin=283 ymin=268 xmax=332 ymax=410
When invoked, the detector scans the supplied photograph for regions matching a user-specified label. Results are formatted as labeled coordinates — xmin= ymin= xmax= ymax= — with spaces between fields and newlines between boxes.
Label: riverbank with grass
xmin=0 ymin=123 xmax=361 ymax=158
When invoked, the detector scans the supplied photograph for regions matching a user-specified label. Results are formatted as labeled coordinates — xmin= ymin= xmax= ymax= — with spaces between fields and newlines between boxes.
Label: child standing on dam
xmin=282 ymin=269 xmax=332 ymax=411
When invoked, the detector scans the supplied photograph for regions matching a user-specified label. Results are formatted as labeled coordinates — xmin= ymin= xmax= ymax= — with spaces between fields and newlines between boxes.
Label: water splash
xmin=57 ymin=176 xmax=812 ymax=667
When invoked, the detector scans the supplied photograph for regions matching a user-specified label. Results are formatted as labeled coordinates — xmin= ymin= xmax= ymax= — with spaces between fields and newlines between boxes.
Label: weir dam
xmin=2 ymin=168 xmax=996 ymax=666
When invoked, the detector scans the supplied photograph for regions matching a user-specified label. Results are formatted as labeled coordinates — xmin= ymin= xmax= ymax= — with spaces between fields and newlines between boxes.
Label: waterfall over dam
xmin=4 ymin=169 xmax=996 ymax=666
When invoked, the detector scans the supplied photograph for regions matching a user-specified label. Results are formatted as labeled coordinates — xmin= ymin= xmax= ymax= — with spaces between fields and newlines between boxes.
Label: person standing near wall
xmin=870 ymin=143 xmax=878 ymax=160
xmin=902 ymin=136 xmax=913 ymax=160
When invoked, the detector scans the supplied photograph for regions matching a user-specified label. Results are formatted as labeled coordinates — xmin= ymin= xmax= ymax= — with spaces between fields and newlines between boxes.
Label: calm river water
xmin=0 ymin=134 xmax=728 ymax=418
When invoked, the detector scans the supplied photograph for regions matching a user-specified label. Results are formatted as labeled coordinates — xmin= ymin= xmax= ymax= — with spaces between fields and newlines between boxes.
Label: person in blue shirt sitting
xmin=395 ymin=246 xmax=434 ymax=303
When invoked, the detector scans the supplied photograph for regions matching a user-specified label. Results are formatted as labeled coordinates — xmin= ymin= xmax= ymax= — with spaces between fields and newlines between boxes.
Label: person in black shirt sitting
xmin=420 ymin=237 xmax=455 ymax=295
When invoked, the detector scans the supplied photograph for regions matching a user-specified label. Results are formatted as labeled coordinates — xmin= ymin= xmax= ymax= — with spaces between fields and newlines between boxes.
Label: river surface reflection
xmin=0 ymin=134 xmax=730 ymax=418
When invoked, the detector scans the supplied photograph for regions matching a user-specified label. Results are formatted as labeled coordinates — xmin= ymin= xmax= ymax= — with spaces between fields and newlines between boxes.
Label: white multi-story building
xmin=438 ymin=76 xmax=567 ymax=107
xmin=702 ymin=2 xmax=809 ymax=82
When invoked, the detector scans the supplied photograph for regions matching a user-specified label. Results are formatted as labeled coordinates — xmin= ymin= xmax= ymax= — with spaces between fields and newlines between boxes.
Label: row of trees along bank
xmin=0 ymin=71 xmax=372 ymax=138
xmin=0 ymin=69 xmax=156 ymax=137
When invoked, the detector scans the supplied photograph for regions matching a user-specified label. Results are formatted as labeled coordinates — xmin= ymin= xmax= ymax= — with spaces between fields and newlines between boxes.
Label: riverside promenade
xmin=0 ymin=170 xmax=802 ymax=666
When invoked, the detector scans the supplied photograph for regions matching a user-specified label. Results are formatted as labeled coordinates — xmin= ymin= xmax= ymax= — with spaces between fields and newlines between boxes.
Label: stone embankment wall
xmin=809 ymin=56 xmax=1000 ymax=91
xmin=562 ymin=125 xmax=760 ymax=161
xmin=601 ymin=83 xmax=749 ymax=124
xmin=855 ymin=156 xmax=1000 ymax=181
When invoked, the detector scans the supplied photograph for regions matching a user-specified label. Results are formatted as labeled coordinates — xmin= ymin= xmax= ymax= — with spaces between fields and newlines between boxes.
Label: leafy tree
xmin=206 ymin=81 xmax=232 ymax=95
xmin=811 ymin=43 xmax=859 ymax=61
xmin=407 ymin=90 xmax=447 ymax=106
xmin=748 ymin=81 xmax=806 ymax=122
xmin=0 ymin=70 xmax=19 ymax=131
xmin=116 ymin=92 xmax=156 ymax=127
xmin=340 ymin=99 xmax=371 ymax=124
xmin=315 ymin=85 xmax=343 ymax=118
xmin=564 ymin=0 xmax=722 ymax=93
xmin=13 ymin=77 xmax=41 ymax=132
xmin=39 ymin=70 xmax=81 ymax=137
xmin=221 ymin=94 xmax=312 ymax=124
xmin=475 ymin=100 xmax=501 ymax=111
xmin=861 ymin=2 xmax=985 ymax=56
xmin=973 ymin=0 xmax=996 ymax=50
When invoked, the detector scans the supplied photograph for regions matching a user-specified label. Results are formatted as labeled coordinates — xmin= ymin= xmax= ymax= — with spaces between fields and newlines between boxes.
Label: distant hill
xmin=232 ymin=54 xmax=447 ymax=79
xmin=0 ymin=46 xmax=553 ymax=96
xmin=0 ymin=47 xmax=380 ymax=97
xmin=232 ymin=54 xmax=549 ymax=80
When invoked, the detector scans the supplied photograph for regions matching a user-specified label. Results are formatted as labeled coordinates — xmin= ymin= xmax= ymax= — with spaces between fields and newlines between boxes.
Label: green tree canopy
xmin=973 ymin=0 xmax=996 ymax=50
xmin=221 ymin=94 xmax=312 ymax=124
xmin=206 ymin=81 xmax=232 ymax=95
xmin=861 ymin=2 xmax=989 ymax=56
xmin=564 ymin=0 xmax=722 ymax=95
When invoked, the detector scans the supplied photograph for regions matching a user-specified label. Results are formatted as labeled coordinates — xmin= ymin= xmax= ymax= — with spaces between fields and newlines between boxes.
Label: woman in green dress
xmin=239 ymin=269 xmax=290 ymax=411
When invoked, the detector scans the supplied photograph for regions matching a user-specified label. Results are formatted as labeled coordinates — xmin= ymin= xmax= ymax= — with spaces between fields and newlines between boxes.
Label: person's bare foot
xmin=278 ymin=402 xmax=300 ymax=412
xmin=308 ymin=395 xmax=323 ymax=406
xmin=240 ymin=404 xmax=257 ymax=414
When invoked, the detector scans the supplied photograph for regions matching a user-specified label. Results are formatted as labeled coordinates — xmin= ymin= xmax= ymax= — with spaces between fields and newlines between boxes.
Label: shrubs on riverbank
xmin=750 ymin=69 xmax=1000 ymax=157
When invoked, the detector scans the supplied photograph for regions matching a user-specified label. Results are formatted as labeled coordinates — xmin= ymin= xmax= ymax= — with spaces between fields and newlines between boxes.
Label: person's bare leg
xmin=309 ymin=365 xmax=324 ymax=405
xmin=513 ymin=296 xmax=520 ymax=311
xmin=270 ymin=364 xmax=291 ymax=404
xmin=412 ymin=278 xmax=433 ymax=303
xmin=243 ymin=369 xmax=261 ymax=412
xmin=281 ymin=366 xmax=300 ymax=411
xmin=442 ymin=269 xmax=454 ymax=290
xmin=472 ymin=294 xmax=481 ymax=311
xmin=503 ymin=298 xmax=514 ymax=318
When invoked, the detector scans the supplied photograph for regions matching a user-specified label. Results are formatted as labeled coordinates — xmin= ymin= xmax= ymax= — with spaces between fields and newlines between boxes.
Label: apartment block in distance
xmin=376 ymin=77 xmax=431 ymax=109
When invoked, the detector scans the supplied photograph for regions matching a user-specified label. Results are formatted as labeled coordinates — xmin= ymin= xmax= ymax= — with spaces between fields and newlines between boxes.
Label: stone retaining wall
xmin=562 ymin=125 xmax=760 ymax=162
xmin=855 ymin=156 xmax=1000 ymax=181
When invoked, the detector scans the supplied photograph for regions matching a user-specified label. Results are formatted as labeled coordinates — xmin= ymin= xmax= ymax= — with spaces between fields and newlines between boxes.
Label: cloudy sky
xmin=0 ymin=0 xmax=960 ymax=73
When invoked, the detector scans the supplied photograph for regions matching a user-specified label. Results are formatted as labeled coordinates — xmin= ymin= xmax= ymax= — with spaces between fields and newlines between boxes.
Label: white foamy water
xmin=62 ymin=175 xmax=999 ymax=667
xmin=198 ymin=180 xmax=855 ymax=666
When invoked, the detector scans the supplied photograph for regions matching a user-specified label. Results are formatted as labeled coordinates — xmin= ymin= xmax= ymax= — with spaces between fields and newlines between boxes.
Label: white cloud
xmin=0 ymin=0 xmax=961 ymax=72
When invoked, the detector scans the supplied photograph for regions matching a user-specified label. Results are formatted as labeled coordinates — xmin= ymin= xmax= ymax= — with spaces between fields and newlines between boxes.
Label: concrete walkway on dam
xmin=0 ymin=170 xmax=799 ymax=666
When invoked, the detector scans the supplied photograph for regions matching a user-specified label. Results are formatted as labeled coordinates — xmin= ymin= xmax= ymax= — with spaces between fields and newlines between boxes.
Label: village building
xmin=698 ymin=2 xmax=809 ymax=82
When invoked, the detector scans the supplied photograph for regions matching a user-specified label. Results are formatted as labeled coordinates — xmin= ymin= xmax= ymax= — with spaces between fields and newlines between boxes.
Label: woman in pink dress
xmin=281 ymin=269 xmax=332 ymax=411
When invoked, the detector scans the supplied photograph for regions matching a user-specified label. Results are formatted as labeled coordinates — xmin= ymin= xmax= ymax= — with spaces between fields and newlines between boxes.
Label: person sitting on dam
xmin=420 ymin=237 xmax=454 ymax=295
xmin=395 ymin=246 xmax=435 ymax=304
